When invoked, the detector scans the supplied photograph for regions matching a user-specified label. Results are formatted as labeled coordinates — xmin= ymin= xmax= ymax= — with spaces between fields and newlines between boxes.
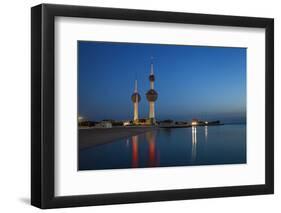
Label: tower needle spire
xmin=150 ymin=56 xmax=154 ymax=75
xmin=134 ymin=79 xmax=138 ymax=92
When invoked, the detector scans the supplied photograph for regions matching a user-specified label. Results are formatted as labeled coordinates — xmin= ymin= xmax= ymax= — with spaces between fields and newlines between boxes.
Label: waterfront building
xmin=95 ymin=121 xmax=112 ymax=128
xmin=123 ymin=121 xmax=131 ymax=126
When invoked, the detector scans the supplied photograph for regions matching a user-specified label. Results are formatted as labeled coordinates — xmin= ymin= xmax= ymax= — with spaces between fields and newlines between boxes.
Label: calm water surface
xmin=79 ymin=124 xmax=246 ymax=170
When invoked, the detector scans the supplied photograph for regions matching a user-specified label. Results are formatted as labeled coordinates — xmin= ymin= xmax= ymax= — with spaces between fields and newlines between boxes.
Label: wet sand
xmin=79 ymin=126 xmax=156 ymax=149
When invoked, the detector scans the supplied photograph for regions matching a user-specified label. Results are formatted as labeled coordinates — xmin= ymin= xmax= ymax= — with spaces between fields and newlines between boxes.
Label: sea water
xmin=79 ymin=124 xmax=246 ymax=170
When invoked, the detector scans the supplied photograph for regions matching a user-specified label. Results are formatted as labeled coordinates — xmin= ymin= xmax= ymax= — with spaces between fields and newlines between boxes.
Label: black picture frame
xmin=31 ymin=3 xmax=274 ymax=209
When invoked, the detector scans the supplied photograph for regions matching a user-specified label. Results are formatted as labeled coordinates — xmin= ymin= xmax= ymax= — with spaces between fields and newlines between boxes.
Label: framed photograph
xmin=31 ymin=4 xmax=274 ymax=209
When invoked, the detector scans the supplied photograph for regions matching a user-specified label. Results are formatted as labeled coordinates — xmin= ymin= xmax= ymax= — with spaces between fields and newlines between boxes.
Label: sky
xmin=78 ymin=41 xmax=246 ymax=123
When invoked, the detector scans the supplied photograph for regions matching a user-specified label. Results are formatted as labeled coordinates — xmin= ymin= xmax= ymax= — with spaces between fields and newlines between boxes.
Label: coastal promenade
xmin=79 ymin=126 xmax=156 ymax=149
xmin=79 ymin=122 xmax=223 ymax=149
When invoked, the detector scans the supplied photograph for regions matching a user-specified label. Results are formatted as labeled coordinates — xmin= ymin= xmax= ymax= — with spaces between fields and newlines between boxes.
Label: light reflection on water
xmin=79 ymin=124 xmax=246 ymax=171
xmin=191 ymin=126 xmax=197 ymax=162
xmin=205 ymin=126 xmax=208 ymax=142
xmin=131 ymin=135 xmax=138 ymax=168
xmin=145 ymin=131 xmax=157 ymax=167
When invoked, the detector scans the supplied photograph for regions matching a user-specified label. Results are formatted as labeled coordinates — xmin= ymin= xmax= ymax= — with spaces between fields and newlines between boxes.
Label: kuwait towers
xmin=131 ymin=59 xmax=158 ymax=125
xmin=131 ymin=80 xmax=141 ymax=123
xmin=146 ymin=60 xmax=158 ymax=124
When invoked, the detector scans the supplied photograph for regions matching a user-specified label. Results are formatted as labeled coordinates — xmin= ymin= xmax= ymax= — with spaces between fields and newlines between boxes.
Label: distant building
xmin=191 ymin=118 xmax=199 ymax=126
xmin=158 ymin=120 xmax=175 ymax=127
xmin=123 ymin=121 xmax=131 ymax=126
xmin=191 ymin=119 xmax=220 ymax=126
xmin=175 ymin=121 xmax=188 ymax=125
xmin=95 ymin=121 xmax=112 ymax=128
xmin=78 ymin=116 xmax=98 ymax=127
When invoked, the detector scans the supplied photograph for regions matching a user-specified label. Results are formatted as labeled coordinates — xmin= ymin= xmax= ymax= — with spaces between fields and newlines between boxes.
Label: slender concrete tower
xmin=131 ymin=80 xmax=141 ymax=123
xmin=146 ymin=61 xmax=158 ymax=124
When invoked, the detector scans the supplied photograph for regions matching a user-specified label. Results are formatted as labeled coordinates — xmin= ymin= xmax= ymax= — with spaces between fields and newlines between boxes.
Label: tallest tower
xmin=146 ymin=60 xmax=158 ymax=124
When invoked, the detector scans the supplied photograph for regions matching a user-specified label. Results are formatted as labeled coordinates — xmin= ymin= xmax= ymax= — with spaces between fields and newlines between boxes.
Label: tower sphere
xmin=131 ymin=92 xmax=141 ymax=103
xmin=146 ymin=89 xmax=158 ymax=102
xmin=149 ymin=74 xmax=155 ymax=82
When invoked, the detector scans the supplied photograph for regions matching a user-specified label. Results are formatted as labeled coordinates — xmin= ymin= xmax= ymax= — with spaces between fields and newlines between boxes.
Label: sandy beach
xmin=79 ymin=126 xmax=157 ymax=149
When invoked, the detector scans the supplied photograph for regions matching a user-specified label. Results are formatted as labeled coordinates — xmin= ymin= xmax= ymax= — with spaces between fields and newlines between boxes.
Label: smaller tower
xmin=131 ymin=80 xmax=141 ymax=124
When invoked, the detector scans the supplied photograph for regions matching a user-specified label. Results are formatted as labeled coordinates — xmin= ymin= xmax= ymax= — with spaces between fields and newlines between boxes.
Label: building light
xmin=192 ymin=121 xmax=198 ymax=126
xmin=123 ymin=121 xmax=130 ymax=126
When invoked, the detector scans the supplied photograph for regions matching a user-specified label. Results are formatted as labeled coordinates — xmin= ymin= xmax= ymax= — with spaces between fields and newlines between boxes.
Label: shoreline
xmin=159 ymin=123 xmax=224 ymax=129
xmin=78 ymin=123 xmax=243 ymax=149
xmin=79 ymin=126 xmax=157 ymax=149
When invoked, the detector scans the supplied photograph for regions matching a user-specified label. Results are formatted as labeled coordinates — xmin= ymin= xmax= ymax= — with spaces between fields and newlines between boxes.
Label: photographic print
xmin=31 ymin=4 xmax=274 ymax=208
xmin=78 ymin=41 xmax=246 ymax=171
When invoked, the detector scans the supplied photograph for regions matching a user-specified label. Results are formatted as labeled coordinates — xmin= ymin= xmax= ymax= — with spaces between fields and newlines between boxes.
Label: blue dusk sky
xmin=78 ymin=41 xmax=246 ymax=123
